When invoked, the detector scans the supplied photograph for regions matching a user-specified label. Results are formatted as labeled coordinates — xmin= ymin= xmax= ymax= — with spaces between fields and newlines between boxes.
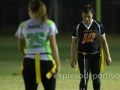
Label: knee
xmin=92 ymin=78 xmax=101 ymax=88
xmin=92 ymin=75 xmax=100 ymax=83
xmin=80 ymin=78 xmax=89 ymax=85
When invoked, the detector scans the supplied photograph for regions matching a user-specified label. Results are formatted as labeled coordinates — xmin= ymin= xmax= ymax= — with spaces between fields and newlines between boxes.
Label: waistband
xmin=26 ymin=53 xmax=51 ymax=55
xmin=78 ymin=51 xmax=100 ymax=55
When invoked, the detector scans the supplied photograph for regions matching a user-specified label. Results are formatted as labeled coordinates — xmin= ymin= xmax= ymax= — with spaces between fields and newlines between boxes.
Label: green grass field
xmin=0 ymin=34 xmax=120 ymax=90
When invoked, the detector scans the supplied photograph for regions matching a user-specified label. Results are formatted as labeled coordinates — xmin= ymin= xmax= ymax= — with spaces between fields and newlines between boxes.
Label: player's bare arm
xmin=49 ymin=35 xmax=60 ymax=74
xmin=18 ymin=38 xmax=25 ymax=56
xmin=100 ymin=35 xmax=112 ymax=66
xmin=70 ymin=38 xmax=77 ymax=68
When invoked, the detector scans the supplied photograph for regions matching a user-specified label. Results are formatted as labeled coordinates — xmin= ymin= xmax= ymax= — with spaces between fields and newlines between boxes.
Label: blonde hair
xmin=28 ymin=0 xmax=48 ymax=24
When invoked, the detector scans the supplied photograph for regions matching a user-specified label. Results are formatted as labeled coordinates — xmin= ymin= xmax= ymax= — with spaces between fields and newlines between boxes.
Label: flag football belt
xmin=12 ymin=53 xmax=56 ymax=84
xmin=74 ymin=48 xmax=104 ymax=85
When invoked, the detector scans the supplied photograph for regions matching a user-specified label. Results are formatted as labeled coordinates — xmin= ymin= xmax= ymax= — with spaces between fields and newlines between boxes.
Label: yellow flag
xmin=35 ymin=53 xmax=41 ymax=83
xmin=100 ymin=48 xmax=104 ymax=71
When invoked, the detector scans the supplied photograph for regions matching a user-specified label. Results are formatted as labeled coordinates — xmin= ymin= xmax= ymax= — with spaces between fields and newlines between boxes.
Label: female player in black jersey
xmin=70 ymin=2 xmax=112 ymax=90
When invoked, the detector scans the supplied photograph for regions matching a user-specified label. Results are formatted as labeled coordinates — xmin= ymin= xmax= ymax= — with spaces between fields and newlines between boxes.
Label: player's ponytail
xmin=28 ymin=0 xmax=48 ymax=24
xmin=81 ymin=2 xmax=94 ymax=14
xmin=38 ymin=1 xmax=48 ymax=24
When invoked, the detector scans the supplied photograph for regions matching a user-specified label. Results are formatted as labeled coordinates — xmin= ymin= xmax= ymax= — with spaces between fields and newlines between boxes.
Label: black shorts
xmin=22 ymin=58 xmax=56 ymax=90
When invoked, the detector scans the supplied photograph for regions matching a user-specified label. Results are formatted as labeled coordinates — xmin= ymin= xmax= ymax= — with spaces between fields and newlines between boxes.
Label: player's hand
xmin=55 ymin=65 xmax=60 ymax=75
xmin=106 ymin=57 xmax=112 ymax=66
xmin=70 ymin=59 xmax=76 ymax=68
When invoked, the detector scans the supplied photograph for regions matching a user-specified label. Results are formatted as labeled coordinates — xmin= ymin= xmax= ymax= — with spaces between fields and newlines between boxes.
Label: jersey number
xmin=82 ymin=33 xmax=96 ymax=44
xmin=26 ymin=33 xmax=45 ymax=48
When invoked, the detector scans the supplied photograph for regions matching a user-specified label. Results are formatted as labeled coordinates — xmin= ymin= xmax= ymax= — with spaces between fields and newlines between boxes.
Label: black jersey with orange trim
xmin=72 ymin=20 xmax=105 ymax=53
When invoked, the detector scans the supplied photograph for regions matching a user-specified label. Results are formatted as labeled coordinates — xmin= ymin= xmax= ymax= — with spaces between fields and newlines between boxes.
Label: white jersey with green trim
xmin=15 ymin=19 xmax=58 ymax=61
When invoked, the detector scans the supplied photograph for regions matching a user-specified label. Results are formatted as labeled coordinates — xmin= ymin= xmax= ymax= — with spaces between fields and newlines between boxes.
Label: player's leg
xmin=42 ymin=74 xmax=56 ymax=90
xmin=78 ymin=53 xmax=90 ymax=90
xmin=90 ymin=53 xmax=101 ymax=90
xmin=41 ymin=61 xmax=56 ymax=90
xmin=22 ymin=58 xmax=38 ymax=90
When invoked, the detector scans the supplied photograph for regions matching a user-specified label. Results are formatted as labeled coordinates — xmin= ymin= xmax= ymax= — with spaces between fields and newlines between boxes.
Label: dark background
xmin=0 ymin=0 xmax=119 ymax=35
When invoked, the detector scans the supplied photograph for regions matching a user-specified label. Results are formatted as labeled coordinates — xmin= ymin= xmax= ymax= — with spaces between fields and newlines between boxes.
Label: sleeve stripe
xmin=76 ymin=23 xmax=81 ymax=38
xmin=72 ymin=36 xmax=76 ymax=38
xmin=101 ymin=33 xmax=105 ymax=36
xmin=93 ymin=20 xmax=101 ymax=36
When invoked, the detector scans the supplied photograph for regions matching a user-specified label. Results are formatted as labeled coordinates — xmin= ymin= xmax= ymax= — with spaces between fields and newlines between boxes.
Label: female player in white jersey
xmin=15 ymin=0 xmax=60 ymax=90
xmin=70 ymin=2 xmax=112 ymax=90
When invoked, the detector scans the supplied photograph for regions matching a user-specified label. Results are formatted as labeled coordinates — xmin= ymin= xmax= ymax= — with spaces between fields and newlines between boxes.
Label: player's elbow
xmin=50 ymin=43 xmax=57 ymax=49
